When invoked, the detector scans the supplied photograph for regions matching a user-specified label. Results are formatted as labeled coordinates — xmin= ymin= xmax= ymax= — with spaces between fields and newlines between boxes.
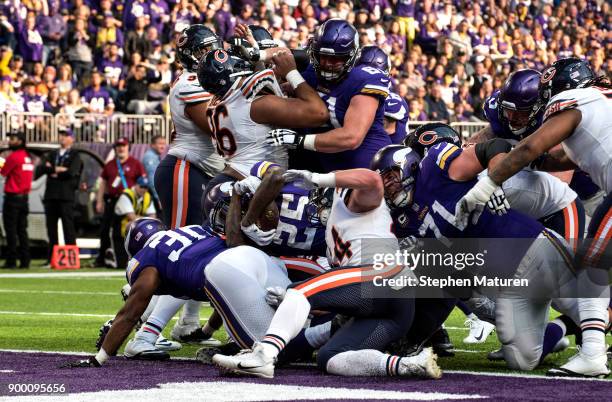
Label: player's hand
xmin=234 ymin=23 xmax=257 ymax=48
xmin=265 ymin=286 xmax=286 ymax=307
xmin=59 ymin=356 xmax=101 ymax=368
xmin=271 ymin=50 xmax=297 ymax=78
xmin=454 ymin=176 xmax=498 ymax=229
xmin=240 ymin=223 xmax=276 ymax=246
xmin=95 ymin=319 xmax=113 ymax=351
xmin=399 ymin=236 xmax=422 ymax=253
xmin=282 ymin=169 xmax=316 ymax=189
xmin=233 ymin=175 xmax=262 ymax=196
xmin=266 ymin=129 xmax=305 ymax=149
xmin=232 ymin=36 xmax=260 ymax=62
xmin=486 ymin=187 xmax=510 ymax=216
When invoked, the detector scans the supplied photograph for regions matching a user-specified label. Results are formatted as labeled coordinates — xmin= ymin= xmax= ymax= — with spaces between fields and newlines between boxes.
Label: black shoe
xmin=196 ymin=342 xmax=241 ymax=365
xmin=431 ymin=327 xmax=455 ymax=357
xmin=2 ymin=261 xmax=17 ymax=269
xmin=19 ymin=260 xmax=30 ymax=269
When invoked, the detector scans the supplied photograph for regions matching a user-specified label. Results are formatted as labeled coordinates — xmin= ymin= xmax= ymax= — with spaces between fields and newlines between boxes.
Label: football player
xmin=358 ymin=45 xmax=408 ymax=145
xmin=123 ymin=25 xmax=228 ymax=360
xmin=457 ymin=57 xmax=611 ymax=377
xmin=265 ymin=19 xmax=392 ymax=171
xmin=212 ymin=168 xmax=441 ymax=379
xmin=197 ymin=48 xmax=329 ymax=192
xmin=62 ymin=218 xmax=298 ymax=368
xmin=375 ymin=142 xmax=592 ymax=373
xmin=468 ymin=68 xmax=601 ymax=219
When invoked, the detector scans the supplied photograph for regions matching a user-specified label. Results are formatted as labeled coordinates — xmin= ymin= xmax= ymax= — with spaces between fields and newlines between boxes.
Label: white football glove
xmin=399 ymin=236 xmax=422 ymax=253
xmin=486 ymin=187 xmax=510 ymax=216
xmin=266 ymin=129 xmax=305 ymax=149
xmin=240 ymin=222 xmax=276 ymax=246
xmin=233 ymin=175 xmax=262 ymax=196
xmin=454 ymin=176 xmax=498 ymax=229
xmin=265 ymin=286 xmax=287 ymax=307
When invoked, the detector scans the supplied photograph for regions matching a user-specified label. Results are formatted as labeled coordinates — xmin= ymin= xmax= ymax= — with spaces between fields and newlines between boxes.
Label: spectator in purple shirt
xmin=124 ymin=0 xmax=151 ymax=31
xmin=38 ymin=0 xmax=67 ymax=66
xmin=17 ymin=12 xmax=44 ymax=73
xmin=21 ymin=80 xmax=45 ymax=113
xmin=395 ymin=0 xmax=416 ymax=46
xmin=171 ymin=0 xmax=200 ymax=32
xmin=81 ymin=70 xmax=114 ymax=115
xmin=148 ymin=0 xmax=170 ymax=40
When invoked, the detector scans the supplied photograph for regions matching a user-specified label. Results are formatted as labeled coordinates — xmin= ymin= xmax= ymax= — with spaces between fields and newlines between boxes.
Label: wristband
xmin=285 ymin=69 xmax=305 ymax=90
xmin=95 ymin=348 xmax=109 ymax=365
xmin=303 ymin=135 xmax=317 ymax=151
xmin=259 ymin=49 xmax=269 ymax=62
xmin=312 ymin=172 xmax=336 ymax=188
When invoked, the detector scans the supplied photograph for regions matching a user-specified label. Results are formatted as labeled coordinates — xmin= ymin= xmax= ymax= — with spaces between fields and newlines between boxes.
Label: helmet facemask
xmin=381 ymin=168 xmax=414 ymax=209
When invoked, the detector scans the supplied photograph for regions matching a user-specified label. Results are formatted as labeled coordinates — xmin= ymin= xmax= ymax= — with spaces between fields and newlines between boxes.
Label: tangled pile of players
xmin=63 ymin=19 xmax=611 ymax=380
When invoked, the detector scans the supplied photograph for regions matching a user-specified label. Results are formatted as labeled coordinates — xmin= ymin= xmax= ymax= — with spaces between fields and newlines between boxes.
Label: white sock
xmin=261 ymin=289 xmax=310 ymax=358
xmin=304 ymin=321 xmax=331 ymax=348
xmin=467 ymin=313 xmax=478 ymax=321
xmin=180 ymin=300 xmax=201 ymax=325
xmin=140 ymin=295 xmax=159 ymax=323
xmin=326 ymin=350 xmax=391 ymax=376
xmin=578 ymin=297 xmax=609 ymax=356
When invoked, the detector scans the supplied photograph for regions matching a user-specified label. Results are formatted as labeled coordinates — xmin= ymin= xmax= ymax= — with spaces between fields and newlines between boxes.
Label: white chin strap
xmin=319 ymin=208 xmax=330 ymax=226
xmin=509 ymin=125 xmax=527 ymax=136
xmin=320 ymin=69 xmax=342 ymax=80
xmin=392 ymin=191 xmax=409 ymax=208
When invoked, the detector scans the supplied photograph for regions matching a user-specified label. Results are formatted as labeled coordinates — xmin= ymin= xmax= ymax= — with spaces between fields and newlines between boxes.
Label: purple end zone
xmin=0 ymin=352 xmax=610 ymax=401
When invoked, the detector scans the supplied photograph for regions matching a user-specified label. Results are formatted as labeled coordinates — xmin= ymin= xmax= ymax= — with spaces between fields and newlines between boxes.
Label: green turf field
xmin=0 ymin=266 xmax=609 ymax=378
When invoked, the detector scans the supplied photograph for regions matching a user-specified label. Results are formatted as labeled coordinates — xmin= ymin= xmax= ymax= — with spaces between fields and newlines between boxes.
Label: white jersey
xmin=544 ymin=87 xmax=612 ymax=193
xmin=325 ymin=188 xmax=398 ymax=267
xmin=168 ymin=71 xmax=224 ymax=177
xmin=479 ymin=169 xmax=576 ymax=218
xmin=207 ymin=69 xmax=288 ymax=177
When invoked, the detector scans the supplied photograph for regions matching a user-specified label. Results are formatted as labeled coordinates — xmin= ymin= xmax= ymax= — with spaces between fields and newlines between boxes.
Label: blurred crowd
xmin=0 ymin=0 xmax=610 ymax=122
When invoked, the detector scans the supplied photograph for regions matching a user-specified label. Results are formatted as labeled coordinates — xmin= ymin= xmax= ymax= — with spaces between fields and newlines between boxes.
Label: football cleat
xmin=487 ymin=348 xmax=504 ymax=361
xmin=171 ymin=323 xmax=222 ymax=346
xmin=463 ymin=317 xmax=496 ymax=344
xmin=196 ymin=342 xmax=241 ymax=365
xmin=430 ymin=327 xmax=455 ymax=357
xmin=155 ymin=336 xmax=182 ymax=351
xmin=398 ymin=347 xmax=442 ymax=379
xmin=213 ymin=342 xmax=276 ymax=378
xmin=547 ymin=350 xmax=610 ymax=378
xmin=124 ymin=338 xmax=170 ymax=360
xmin=552 ymin=337 xmax=570 ymax=353
xmin=95 ymin=319 xmax=113 ymax=351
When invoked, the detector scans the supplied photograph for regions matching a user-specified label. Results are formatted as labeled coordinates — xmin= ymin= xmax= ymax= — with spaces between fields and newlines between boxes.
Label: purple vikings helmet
xmin=497 ymin=69 xmax=542 ymax=136
xmin=370 ymin=145 xmax=421 ymax=208
xmin=124 ymin=218 xmax=167 ymax=258
xmin=309 ymin=18 xmax=360 ymax=82
xmin=202 ymin=182 xmax=235 ymax=235
xmin=358 ymin=45 xmax=390 ymax=75
xmin=539 ymin=57 xmax=596 ymax=104
xmin=404 ymin=123 xmax=462 ymax=158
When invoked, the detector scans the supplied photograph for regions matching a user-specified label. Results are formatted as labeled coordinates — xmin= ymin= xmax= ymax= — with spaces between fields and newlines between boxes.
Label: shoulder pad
xmin=543 ymin=87 xmax=601 ymax=121
xmin=250 ymin=161 xmax=281 ymax=178
xmin=240 ymin=69 xmax=284 ymax=101
xmin=175 ymin=73 xmax=213 ymax=103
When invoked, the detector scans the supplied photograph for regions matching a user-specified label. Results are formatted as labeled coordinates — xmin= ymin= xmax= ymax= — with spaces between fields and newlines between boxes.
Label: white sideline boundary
xmin=1 ymin=348 xmax=608 ymax=383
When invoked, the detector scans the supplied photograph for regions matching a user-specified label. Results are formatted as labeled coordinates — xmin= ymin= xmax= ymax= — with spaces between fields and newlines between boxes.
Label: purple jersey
xmin=126 ymin=225 xmax=227 ymax=301
xmin=384 ymin=92 xmax=409 ymax=144
xmin=97 ymin=58 xmax=124 ymax=84
xmin=303 ymin=64 xmax=391 ymax=171
xmin=483 ymin=91 xmax=543 ymax=142
xmin=81 ymin=87 xmax=113 ymax=112
xmin=415 ymin=143 xmax=543 ymax=271
xmin=395 ymin=0 xmax=415 ymax=17
xmin=391 ymin=202 xmax=425 ymax=239
xmin=250 ymin=161 xmax=326 ymax=256
xmin=22 ymin=94 xmax=45 ymax=113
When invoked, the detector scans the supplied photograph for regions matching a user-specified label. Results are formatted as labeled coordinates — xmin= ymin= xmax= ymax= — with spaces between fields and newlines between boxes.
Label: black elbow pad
xmin=474 ymin=138 xmax=512 ymax=168
xmin=291 ymin=49 xmax=310 ymax=72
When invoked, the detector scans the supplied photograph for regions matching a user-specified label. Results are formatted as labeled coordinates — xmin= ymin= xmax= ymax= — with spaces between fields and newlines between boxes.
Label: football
xmin=256 ymin=201 xmax=280 ymax=231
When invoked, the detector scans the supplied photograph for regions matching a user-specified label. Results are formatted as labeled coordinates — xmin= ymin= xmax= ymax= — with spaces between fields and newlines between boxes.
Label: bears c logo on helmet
xmin=214 ymin=49 xmax=229 ymax=63
xmin=541 ymin=67 xmax=556 ymax=83
xmin=419 ymin=131 xmax=439 ymax=145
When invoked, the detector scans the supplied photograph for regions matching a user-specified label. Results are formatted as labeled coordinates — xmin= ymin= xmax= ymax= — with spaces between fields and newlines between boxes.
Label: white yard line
xmin=0 ymin=289 xmax=117 ymax=296
xmin=0 ymin=272 xmax=125 ymax=279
